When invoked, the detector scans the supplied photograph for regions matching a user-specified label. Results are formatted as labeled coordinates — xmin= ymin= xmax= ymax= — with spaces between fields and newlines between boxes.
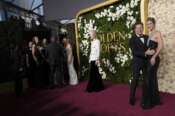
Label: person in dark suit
xmin=129 ymin=22 xmax=155 ymax=109
xmin=13 ymin=45 xmax=27 ymax=96
xmin=26 ymin=41 xmax=36 ymax=88
xmin=46 ymin=36 xmax=64 ymax=88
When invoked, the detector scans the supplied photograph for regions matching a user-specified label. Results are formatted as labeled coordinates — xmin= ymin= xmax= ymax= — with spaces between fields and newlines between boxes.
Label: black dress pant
xmin=49 ymin=64 xmax=63 ymax=87
xmin=86 ymin=61 xmax=104 ymax=92
xmin=130 ymin=60 xmax=147 ymax=103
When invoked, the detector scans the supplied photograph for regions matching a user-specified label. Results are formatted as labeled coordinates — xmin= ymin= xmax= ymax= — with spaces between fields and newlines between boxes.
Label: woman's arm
xmin=67 ymin=44 xmax=73 ymax=64
xmin=32 ymin=44 xmax=38 ymax=63
xmin=153 ymin=31 xmax=164 ymax=58
xmin=150 ymin=32 xmax=164 ymax=65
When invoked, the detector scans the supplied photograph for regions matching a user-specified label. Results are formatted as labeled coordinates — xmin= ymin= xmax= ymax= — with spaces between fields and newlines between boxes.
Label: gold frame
xmin=141 ymin=0 xmax=149 ymax=33
xmin=74 ymin=0 xmax=149 ymax=75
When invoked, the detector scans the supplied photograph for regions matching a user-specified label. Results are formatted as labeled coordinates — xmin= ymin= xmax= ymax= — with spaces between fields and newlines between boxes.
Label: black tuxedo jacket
xmin=46 ymin=42 xmax=64 ymax=66
xmin=129 ymin=34 xmax=148 ymax=60
xmin=129 ymin=34 xmax=148 ymax=79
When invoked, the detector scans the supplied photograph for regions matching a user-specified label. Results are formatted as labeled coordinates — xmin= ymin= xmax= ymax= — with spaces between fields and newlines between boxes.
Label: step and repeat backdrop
xmin=76 ymin=0 xmax=175 ymax=93
xmin=76 ymin=0 xmax=141 ymax=83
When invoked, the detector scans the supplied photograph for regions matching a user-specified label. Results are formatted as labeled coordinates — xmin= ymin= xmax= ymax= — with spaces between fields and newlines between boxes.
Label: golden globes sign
xmin=98 ymin=31 xmax=126 ymax=53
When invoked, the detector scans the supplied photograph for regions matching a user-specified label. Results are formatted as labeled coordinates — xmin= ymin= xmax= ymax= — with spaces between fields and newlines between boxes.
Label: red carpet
xmin=0 ymin=81 xmax=175 ymax=116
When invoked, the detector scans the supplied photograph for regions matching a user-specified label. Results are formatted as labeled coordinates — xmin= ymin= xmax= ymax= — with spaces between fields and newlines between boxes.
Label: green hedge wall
xmin=77 ymin=0 xmax=141 ymax=83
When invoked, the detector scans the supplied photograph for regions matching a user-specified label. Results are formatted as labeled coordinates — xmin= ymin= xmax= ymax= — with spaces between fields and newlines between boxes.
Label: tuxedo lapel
xmin=143 ymin=36 xmax=148 ymax=47
xmin=138 ymin=37 xmax=145 ymax=45
xmin=134 ymin=35 xmax=147 ymax=49
xmin=134 ymin=35 xmax=144 ymax=46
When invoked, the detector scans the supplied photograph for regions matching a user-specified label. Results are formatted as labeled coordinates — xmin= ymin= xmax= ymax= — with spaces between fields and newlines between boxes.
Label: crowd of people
xmin=11 ymin=15 xmax=163 ymax=110
xmin=15 ymin=35 xmax=78 ymax=93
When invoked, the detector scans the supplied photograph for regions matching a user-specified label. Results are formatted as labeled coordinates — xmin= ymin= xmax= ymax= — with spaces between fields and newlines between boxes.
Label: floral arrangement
xmin=77 ymin=0 xmax=141 ymax=83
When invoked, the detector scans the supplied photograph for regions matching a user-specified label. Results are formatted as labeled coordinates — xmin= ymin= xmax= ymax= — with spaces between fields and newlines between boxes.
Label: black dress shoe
xmin=129 ymin=98 xmax=135 ymax=105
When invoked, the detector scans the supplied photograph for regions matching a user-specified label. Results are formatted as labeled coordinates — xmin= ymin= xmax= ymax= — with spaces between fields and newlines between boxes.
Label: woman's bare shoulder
xmin=66 ymin=43 xmax=72 ymax=49
xmin=155 ymin=30 xmax=162 ymax=36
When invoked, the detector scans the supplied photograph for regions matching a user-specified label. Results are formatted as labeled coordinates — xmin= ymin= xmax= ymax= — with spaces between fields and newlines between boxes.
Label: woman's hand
xmin=145 ymin=48 xmax=155 ymax=55
xmin=150 ymin=57 xmax=156 ymax=65
xmin=95 ymin=60 xmax=100 ymax=66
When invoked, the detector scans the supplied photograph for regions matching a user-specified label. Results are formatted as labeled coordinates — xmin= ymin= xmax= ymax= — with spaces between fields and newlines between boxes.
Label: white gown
xmin=66 ymin=44 xmax=78 ymax=85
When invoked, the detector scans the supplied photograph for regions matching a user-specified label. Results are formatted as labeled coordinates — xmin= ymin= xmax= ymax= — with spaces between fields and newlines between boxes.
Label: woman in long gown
xmin=144 ymin=17 xmax=164 ymax=108
xmin=41 ymin=38 xmax=50 ymax=87
xmin=32 ymin=36 xmax=45 ymax=87
xmin=26 ymin=41 xmax=36 ymax=87
xmin=86 ymin=30 xmax=104 ymax=92
xmin=63 ymin=37 xmax=78 ymax=85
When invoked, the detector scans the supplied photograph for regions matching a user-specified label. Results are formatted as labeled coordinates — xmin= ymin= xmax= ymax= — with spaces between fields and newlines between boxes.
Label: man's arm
xmin=129 ymin=38 xmax=146 ymax=58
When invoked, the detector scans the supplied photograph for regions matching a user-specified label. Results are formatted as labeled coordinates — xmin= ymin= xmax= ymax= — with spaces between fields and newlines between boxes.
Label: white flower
xmin=119 ymin=5 xmax=122 ymax=8
xmin=126 ymin=21 xmax=130 ymax=28
xmin=101 ymin=72 xmax=107 ymax=79
xmin=110 ymin=5 xmax=114 ymax=9
xmin=82 ymin=66 xmax=88 ymax=76
xmin=95 ymin=13 xmax=101 ymax=19
xmin=126 ymin=3 xmax=129 ymax=9
xmin=112 ymin=17 xmax=115 ymax=21
xmin=128 ymin=33 xmax=132 ymax=38
xmin=80 ymin=39 xmax=89 ymax=56
xmin=108 ymin=18 xmax=111 ymax=21
xmin=60 ymin=28 xmax=68 ymax=34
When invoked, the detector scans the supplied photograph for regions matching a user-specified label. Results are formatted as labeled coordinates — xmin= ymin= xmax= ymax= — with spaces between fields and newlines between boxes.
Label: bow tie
xmin=139 ymin=35 xmax=144 ymax=38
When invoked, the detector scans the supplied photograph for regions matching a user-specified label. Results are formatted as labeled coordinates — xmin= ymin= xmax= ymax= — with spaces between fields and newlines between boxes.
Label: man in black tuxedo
xmin=129 ymin=22 xmax=155 ymax=108
xmin=46 ymin=36 xmax=64 ymax=88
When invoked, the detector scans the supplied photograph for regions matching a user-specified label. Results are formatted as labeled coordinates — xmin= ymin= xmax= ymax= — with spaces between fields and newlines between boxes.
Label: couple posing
xmin=45 ymin=36 xmax=78 ymax=89
xmin=129 ymin=17 xmax=163 ymax=109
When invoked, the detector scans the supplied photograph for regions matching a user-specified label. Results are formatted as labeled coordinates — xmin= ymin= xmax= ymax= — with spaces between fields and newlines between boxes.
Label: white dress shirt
xmin=140 ymin=37 xmax=144 ymax=44
xmin=136 ymin=34 xmax=144 ymax=44
xmin=89 ymin=39 xmax=100 ymax=62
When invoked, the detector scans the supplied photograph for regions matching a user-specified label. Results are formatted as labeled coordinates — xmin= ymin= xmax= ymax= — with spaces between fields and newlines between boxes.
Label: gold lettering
xmin=97 ymin=31 xmax=126 ymax=53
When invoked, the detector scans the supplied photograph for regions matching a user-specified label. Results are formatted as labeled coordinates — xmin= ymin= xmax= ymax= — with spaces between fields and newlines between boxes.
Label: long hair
xmin=132 ymin=21 xmax=144 ymax=31
xmin=147 ymin=17 xmax=156 ymax=25
xmin=32 ymin=36 xmax=40 ymax=45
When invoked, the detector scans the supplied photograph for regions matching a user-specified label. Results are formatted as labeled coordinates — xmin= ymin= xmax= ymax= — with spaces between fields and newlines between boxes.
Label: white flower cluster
xmin=60 ymin=28 xmax=68 ymax=34
xmin=79 ymin=19 xmax=98 ymax=56
xmin=126 ymin=0 xmax=140 ymax=28
xmin=102 ymin=58 xmax=116 ymax=74
xmin=81 ymin=66 xmax=89 ymax=76
xmin=128 ymin=48 xmax=133 ymax=59
xmin=127 ymin=33 xmax=132 ymax=38
xmin=95 ymin=4 xmax=129 ymax=21
xmin=97 ymin=63 xmax=107 ymax=79
xmin=94 ymin=0 xmax=140 ymax=26
xmin=77 ymin=16 xmax=83 ymax=29
xmin=114 ymin=53 xmax=129 ymax=67
xmin=98 ymin=67 xmax=107 ymax=79
xmin=83 ymin=19 xmax=97 ymax=39
xmin=130 ymin=0 xmax=140 ymax=8
xmin=80 ymin=39 xmax=89 ymax=56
